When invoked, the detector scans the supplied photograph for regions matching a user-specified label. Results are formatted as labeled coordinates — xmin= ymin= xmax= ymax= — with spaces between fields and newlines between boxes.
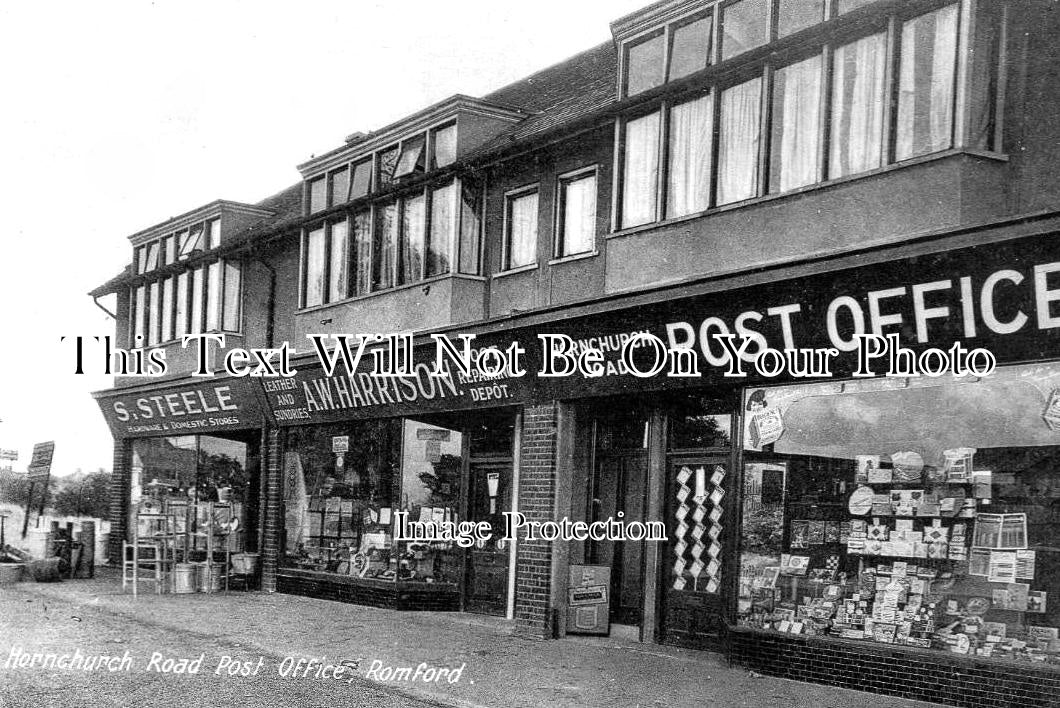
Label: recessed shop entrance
xmin=569 ymin=394 xmax=734 ymax=644
xmin=464 ymin=461 xmax=512 ymax=615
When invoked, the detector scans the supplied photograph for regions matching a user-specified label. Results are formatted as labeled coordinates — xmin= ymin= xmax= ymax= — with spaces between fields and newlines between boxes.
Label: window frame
xmin=554 ymin=166 xmax=600 ymax=260
xmin=613 ymin=0 xmax=986 ymax=233
xmin=501 ymin=184 xmax=541 ymax=273
xmin=127 ymin=256 xmax=243 ymax=349
xmin=619 ymin=8 xmax=719 ymax=99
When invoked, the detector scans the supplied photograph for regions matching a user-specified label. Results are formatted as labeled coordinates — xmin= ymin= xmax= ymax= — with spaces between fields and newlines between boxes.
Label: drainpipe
xmin=92 ymin=296 xmax=116 ymax=320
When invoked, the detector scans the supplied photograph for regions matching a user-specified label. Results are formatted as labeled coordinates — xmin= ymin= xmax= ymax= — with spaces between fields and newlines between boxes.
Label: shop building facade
xmin=91 ymin=0 xmax=1060 ymax=705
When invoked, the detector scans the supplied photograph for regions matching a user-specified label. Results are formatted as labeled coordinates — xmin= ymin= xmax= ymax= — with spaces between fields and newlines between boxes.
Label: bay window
xmin=614 ymin=2 xmax=996 ymax=231
xmin=504 ymin=188 xmax=538 ymax=270
xmin=300 ymin=177 xmax=482 ymax=306
xmin=557 ymin=168 xmax=597 ymax=258
xmin=128 ymin=258 xmax=243 ymax=346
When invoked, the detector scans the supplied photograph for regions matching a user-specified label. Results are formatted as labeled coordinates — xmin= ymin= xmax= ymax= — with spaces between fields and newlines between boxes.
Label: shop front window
xmin=737 ymin=365 xmax=1060 ymax=665
xmin=281 ymin=419 xmax=463 ymax=585
xmin=128 ymin=434 xmax=256 ymax=554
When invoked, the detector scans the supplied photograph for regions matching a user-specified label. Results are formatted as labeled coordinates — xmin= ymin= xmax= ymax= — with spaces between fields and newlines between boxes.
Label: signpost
xmin=22 ymin=441 xmax=55 ymax=539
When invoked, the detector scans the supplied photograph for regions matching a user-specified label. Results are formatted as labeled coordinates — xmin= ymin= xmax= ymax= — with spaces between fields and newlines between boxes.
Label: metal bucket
xmin=173 ymin=563 xmax=197 ymax=594
xmin=196 ymin=562 xmax=224 ymax=593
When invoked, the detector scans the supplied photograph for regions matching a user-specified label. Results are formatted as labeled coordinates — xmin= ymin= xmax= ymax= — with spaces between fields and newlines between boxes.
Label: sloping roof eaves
xmin=89 ymin=181 xmax=304 ymax=297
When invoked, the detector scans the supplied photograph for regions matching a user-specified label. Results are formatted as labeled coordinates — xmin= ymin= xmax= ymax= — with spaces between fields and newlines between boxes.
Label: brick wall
xmin=514 ymin=402 xmax=560 ymax=639
xmin=730 ymin=628 xmax=1060 ymax=708
xmin=106 ymin=439 xmax=130 ymax=564
xmin=261 ymin=428 xmax=281 ymax=593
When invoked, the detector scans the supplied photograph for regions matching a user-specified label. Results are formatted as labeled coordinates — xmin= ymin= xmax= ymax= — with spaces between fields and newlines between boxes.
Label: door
xmin=589 ymin=452 xmax=648 ymax=626
xmin=662 ymin=456 xmax=731 ymax=648
xmin=464 ymin=462 xmax=511 ymax=615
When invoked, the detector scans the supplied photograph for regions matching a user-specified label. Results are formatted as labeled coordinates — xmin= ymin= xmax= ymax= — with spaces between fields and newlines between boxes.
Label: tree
xmin=51 ymin=471 xmax=111 ymax=519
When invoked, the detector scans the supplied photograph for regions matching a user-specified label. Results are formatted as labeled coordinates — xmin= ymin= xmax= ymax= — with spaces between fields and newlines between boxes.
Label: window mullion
xmin=758 ymin=65 xmax=774 ymax=198
xmin=954 ymin=0 xmax=976 ymax=149
xmin=662 ymin=24 xmax=674 ymax=85
xmin=708 ymin=89 xmax=722 ymax=209
xmin=818 ymin=44 xmax=833 ymax=183
xmin=611 ymin=118 xmax=624 ymax=232
xmin=882 ymin=14 xmax=899 ymax=165
xmin=658 ymin=102 xmax=671 ymax=221
xmin=367 ymin=203 xmax=377 ymax=293
xmin=298 ymin=230 xmax=307 ymax=308
xmin=422 ymin=187 xmax=430 ymax=281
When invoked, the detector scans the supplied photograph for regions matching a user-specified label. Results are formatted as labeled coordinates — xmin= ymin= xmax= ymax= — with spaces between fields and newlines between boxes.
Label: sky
xmin=0 ymin=0 xmax=649 ymax=476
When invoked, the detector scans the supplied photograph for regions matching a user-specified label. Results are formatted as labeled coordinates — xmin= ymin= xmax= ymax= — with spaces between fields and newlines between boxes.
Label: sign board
xmin=0 ymin=449 xmax=17 ymax=461
xmin=258 ymin=233 xmax=1060 ymax=424
xmin=331 ymin=436 xmax=349 ymax=453
xmin=94 ymin=378 xmax=264 ymax=438
xmin=26 ymin=441 xmax=55 ymax=482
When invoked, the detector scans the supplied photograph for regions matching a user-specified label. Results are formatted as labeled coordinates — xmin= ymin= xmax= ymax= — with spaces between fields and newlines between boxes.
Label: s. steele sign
xmin=94 ymin=378 xmax=264 ymax=438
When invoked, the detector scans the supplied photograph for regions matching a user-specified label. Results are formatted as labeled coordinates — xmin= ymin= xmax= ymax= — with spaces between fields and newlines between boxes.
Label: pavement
xmin=0 ymin=569 xmax=942 ymax=708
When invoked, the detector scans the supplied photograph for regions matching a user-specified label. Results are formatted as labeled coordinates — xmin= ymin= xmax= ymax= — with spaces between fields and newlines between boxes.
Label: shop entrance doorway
xmin=590 ymin=450 xmax=649 ymax=626
xmin=464 ymin=461 xmax=512 ymax=616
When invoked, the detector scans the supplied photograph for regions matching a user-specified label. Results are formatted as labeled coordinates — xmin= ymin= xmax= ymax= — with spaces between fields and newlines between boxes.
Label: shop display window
xmin=737 ymin=365 xmax=1060 ymax=665
xmin=129 ymin=435 xmax=254 ymax=553
xmin=281 ymin=418 xmax=463 ymax=585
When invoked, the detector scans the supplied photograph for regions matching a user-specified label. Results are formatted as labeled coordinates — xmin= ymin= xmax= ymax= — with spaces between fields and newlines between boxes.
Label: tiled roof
xmin=475 ymin=40 xmax=617 ymax=151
